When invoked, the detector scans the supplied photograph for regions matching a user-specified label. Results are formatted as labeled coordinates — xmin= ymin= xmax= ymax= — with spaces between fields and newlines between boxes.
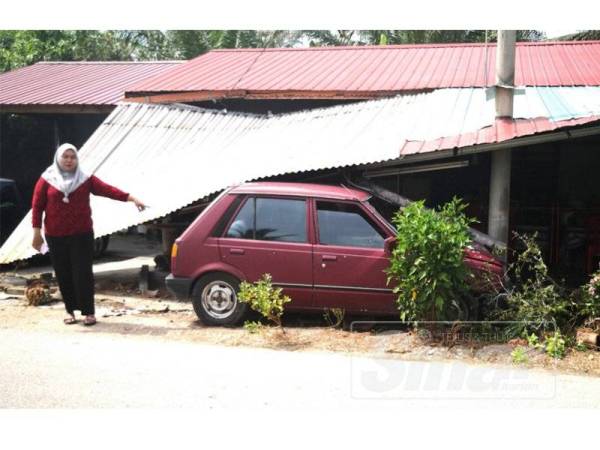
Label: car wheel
xmin=448 ymin=295 xmax=473 ymax=321
xmin=191 ymin=273 xmax=248 ymax=326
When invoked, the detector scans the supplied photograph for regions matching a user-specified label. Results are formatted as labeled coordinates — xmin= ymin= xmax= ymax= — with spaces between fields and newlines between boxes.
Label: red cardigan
xmin=32 ymin=175 xmax=129 ymax=237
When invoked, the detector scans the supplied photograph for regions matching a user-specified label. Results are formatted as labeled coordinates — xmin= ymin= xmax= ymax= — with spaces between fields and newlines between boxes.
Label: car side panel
xmin=218 ymin=238 xmax=314 ymax=308
xmin=310 ymin=199 xmax=397 ymax=314
xmin=312 ymin=244 xmax=396 ymax=314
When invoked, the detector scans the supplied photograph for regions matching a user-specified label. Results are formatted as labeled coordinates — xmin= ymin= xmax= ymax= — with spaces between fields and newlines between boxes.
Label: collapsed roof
xmin=2 ymin=86 xmax=600 ymax=263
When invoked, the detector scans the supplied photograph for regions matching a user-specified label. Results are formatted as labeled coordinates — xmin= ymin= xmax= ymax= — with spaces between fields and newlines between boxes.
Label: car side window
xmin=317 ymin=201 xmax=386 ymax=248
xmin=225 ymin=197 xmax=255 ymax=239
xmin=256 ymin=198 xmax=307 ymax=242
xmin=225 ymin=197 xmax=307 ymax=243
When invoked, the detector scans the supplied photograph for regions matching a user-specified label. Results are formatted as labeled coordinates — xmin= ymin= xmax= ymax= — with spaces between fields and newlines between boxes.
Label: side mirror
xmin=384 ymin=236 xmax=397 ymax=255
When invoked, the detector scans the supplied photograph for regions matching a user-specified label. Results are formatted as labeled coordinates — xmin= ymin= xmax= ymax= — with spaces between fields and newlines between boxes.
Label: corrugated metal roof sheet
xmin=128 ymin=41 xmax=600 ymax=97
xmin=0 ymin=61 xmax=184 ymax=107
xmin=2 ymin=86 xmax=600 ymax=263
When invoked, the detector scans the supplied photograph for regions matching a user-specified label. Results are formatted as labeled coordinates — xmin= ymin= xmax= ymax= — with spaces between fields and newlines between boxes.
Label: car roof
xmin=228 ymin=182 xmax=371 ymax=202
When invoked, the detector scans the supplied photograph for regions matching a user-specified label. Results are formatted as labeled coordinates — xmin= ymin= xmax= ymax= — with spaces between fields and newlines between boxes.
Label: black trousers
xmin=46 ymin=232 xmax=95 ymax=315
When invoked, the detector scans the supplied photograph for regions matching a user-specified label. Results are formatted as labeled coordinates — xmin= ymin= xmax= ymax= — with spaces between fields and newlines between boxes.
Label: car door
xmin=218 ymin=195 xmax=313 ymax=308
xmin=312 ymin=199 xmax=396 ymax=314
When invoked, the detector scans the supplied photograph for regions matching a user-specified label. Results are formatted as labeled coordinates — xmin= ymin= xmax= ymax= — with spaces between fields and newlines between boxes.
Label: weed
xmin=243 ymin=320 xmax=264 ymax=334
xmin=511 ymin=346 xmax=529 ymax=364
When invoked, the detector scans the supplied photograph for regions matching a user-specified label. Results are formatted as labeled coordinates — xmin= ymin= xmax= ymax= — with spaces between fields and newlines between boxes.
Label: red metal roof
xmin=127 ymin=41 xmax=600 ymax=99
xmin=400 ymin=116 xmax=600 ymax=156
xmin=0 ymin=61 xmax=183 ymax=108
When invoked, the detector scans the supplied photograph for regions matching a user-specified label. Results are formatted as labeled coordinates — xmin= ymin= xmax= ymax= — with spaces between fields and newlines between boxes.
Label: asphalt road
xmin=1 ymin=327 xmax=600 ymax=409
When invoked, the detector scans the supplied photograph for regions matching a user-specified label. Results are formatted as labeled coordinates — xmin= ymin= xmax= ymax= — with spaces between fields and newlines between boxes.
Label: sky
xmin=543 ymin=29 xmax=581 ymax=39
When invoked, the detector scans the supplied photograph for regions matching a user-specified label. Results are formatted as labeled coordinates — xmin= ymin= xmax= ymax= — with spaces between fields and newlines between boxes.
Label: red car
xmin=166 ymin=182 xmax=504 ymax=325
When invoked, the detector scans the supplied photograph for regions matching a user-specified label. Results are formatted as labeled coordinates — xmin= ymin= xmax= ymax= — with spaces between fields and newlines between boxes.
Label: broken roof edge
xmin=118 ymin=100 xmax=268 ymax=119
xmin=369 ymin=116 xmax=600 ymax=168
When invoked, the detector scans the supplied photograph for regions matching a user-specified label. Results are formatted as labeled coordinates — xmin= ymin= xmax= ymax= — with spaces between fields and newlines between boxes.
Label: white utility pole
xmin=488 ymin=30 xmax=516 ymax=257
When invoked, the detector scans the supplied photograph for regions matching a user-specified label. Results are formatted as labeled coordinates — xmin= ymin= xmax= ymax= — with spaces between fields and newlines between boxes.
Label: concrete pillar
xmin=488 ymin=148 xmax=512 ymax=247
xmin=488 ymin=30 xmax=517 ymax=252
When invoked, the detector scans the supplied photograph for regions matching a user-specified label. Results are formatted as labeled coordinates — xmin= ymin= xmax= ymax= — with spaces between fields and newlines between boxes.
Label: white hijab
xmin=41 ymin=143 xmax=90 ymax=203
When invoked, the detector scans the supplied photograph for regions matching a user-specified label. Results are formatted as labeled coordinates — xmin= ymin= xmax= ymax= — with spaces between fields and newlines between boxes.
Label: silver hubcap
xmin=201 ymin=281 xmax=237 ymax=319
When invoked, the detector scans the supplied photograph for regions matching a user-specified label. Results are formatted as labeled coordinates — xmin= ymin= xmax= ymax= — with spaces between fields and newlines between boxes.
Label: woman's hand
xmin=32 ymin=228 xmax=43 ymax=252
xmin=128 ymin=195 xmax=146 ymax=212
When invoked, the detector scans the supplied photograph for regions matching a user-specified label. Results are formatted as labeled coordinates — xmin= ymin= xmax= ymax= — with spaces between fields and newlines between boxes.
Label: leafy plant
xmin=495 ymin=233 xmax=573 ymax=337
xmin=323 ymin=308 xmax=345 ymax=328
xmin=545 ymin=331 xmax=566 ymax=359
xmin=575 ymin=342 xmax=588 ymax=352
xmin=579 ymin=270 xmax=600 ymax=327
xmin=511 ymin=346 xmax=529 ymax=364
xmin=386 ymin=198 xmax=475 ymax=322
xmin=243 ymin=320 xmax=264 ymax=334
xmin=524 ymin=332 xmax=544 ymax=350
xmin=238 ymin=274 xmax=291 ymax=331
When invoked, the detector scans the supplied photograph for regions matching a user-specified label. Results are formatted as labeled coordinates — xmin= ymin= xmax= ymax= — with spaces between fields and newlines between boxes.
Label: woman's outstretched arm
xmin=90 ymin=176 xmax=146 ymax=211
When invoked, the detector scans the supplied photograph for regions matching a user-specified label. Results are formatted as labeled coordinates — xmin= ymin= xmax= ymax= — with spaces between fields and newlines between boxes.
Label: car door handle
xmin=322 ymin=255 xmax=337 ymax=261
xmin=229 ymin=248 xmax=245 ymax=255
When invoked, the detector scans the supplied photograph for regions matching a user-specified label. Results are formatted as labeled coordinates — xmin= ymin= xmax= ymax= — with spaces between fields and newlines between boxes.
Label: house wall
xmin=0 ymin=112 xmax=107 ymax=217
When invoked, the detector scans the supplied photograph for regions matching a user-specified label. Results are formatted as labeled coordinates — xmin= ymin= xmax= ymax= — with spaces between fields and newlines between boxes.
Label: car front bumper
xmin=165 ymin=274 xmax=192 ymax=300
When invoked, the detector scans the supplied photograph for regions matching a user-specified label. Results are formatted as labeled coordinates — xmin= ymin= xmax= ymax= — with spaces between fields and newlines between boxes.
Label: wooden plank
xmin=124 ymin=89 xmax=432 ymax=103
xmin=124 ymin=91 xmax=245 ymax=104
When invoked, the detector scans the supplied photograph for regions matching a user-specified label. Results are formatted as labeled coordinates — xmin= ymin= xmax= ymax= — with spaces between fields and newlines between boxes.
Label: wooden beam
xmin=124 ymin=89 xmax=432 ymax=104
xmin=124 ymin=91 xmax=246 ymax=104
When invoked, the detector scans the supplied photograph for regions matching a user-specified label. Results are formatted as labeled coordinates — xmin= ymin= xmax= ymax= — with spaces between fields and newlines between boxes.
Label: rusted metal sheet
xmin=2 ymin=86 xmax=600 ymax=264
xmin=127 ymin=42 xmax=600 ymax=100
xmin=0 ymin=61 xmax=183 ymax=108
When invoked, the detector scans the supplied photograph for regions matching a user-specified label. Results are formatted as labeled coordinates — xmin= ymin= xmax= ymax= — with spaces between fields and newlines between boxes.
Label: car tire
xmin=191 ymin=272 xmax=248 ymax=326
xmin=448 ymin=295 xmax=473 ymax=321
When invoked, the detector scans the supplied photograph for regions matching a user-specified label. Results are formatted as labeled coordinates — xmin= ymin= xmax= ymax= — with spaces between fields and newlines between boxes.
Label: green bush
xmin=386 ymin=198 xmax=474 ymax=322
xmin=545 ymin=331 xmax=566 ymax=359
xmin=238 ymin=274 xmax=291 ymax=331
xmin=579 ymin=270 xmax=600 ymax=326
xmin=496 ymin=233 xmax=573 ymax=336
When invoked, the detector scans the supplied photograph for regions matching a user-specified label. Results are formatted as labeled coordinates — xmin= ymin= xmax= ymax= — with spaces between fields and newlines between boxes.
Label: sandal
xmin=83 ymin=315 xmax=97 ymax=326
xmin=63 ymin=315 xmax=77 ymax=325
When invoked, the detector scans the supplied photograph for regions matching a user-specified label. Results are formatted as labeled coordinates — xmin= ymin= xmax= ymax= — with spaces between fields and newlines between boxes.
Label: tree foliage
xmin=562 ymin=30 xmax=600 ymax=41
xmin=304 ymin=30 xmax=545 ymax=47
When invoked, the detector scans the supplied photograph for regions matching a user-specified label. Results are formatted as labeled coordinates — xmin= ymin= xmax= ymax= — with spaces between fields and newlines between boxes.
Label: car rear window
xmin=211 ymin=194 xmax=245 ymax=237
xmin=225 ymin=197 xmax=307 ymax=243
xmin=316 ymin=201 xmax=386 ymax=248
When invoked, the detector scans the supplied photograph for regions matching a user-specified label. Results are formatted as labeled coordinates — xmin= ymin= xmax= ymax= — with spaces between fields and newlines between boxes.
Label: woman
xmin=31 ymin=143 xmax=146 ymax=326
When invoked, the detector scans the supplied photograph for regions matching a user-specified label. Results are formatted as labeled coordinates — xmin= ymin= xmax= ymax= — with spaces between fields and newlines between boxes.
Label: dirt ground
xmin=1 ymin=280 xmax=599 ymax=378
